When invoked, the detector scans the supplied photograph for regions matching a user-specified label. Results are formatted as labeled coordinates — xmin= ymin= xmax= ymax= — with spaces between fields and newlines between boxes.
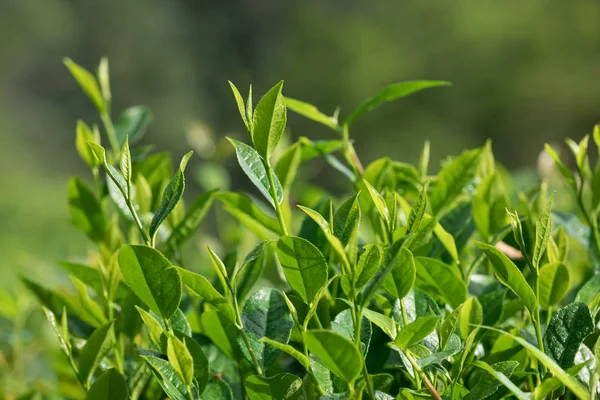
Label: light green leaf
xmin=276 ymin=236 xmax=329 ymax=304
xmin=285 ymin=97 xmax=338 ymax=131
xmin=414 ymin=257 xmax=467 ymax=308
xmin=97 ymin=57 xmax=111 ymax=104
xmin=216 ymin=192 xmax=282 ymax=237
xmin=177 ymin=267 xmax=236 ymax=324
xmin=63 ymin=58 xmax=105 ymax=112
xmin=458 ymin=297 xmax=482 ymax=340
xmin=118 ymin=244 xmax=182 ymax=320
xmin=67 ymin=177 xmax=106 ymax=243
xmin=353 ymin=244 xmax=383 ymax=291
xmin=228 ymin=138 xmax=283 ymax=207
xmin=141 ymin=354 xmax=192 ymax=400
xmin=575 ymin=274 xmax=600 ymax=306
xmin=343 ymin=81 xmax=451 ymax=126
xmin=149 ymin=151 xmax=193 ymax=242
xmin=175 ymin=332 xmax=209 ymax=393
xmin=363 ymin=179 xmax=390 ymax=227
xmin=533 ymin=194 xmax=554 ymax=270
xmin=305 ymin=330 xmax=362 ymax=383
xmin=245 ymin=373 xmax=303 ymax=400
xmin=466 ymin=361 xmax=526 ymax=400
xmin=544 ymin=302 xmax=594 ymax=369
xmin=42 ymin=307 xmax=70 ymax=355
xmin=260 ymin=338 xmax=309 ymax=370
xmin=200 ymin=309 xmax=239 ymax=360
xmin=76 ymin=120 xmax=101 ymax=167
xmin=275 ymin=142 xmax=302 ymax=190
xmin=360 ymin=246 xmax=413 ymax=307
xmin=407 ymin=183 xmax=429 ymax=233
xmin=237 ymin=288 xmax=294 ymax=370
xmin=58 ymin=261 xmax=104 ymax=296
xmin=394 ymin=316 xmax=438 ymax=350
xmin=430 ymin=147 xmax=482 ymax=215
xmin=114 ymin=105 xmax=153 ymax=146
xmin=331 ymin=309 xmax=371 ymax=354
xmin=229 ymin=81 xmax=251 ymax=132
xmin=136 ymin=306 xmax=164 ymax=348
xmin=362 ymin=308 xmax=397 ymax=340
xmin=475 ymin=242 xmax=537 ymax=313
xmin=433 ymin=222 xmax=459 ymax=262
xmin=545 ymin=144 xmax=577 ymax=189
xmin=163 ymin=190 xmax=216 ymax=258
xmin=333 ymin=193 xmax=361 ymax=247
xmin=86 ymin=368 xmax=128 ymax=400
xmin=167 ymin=334 xmax=194 ymax=387
xmin=539 ymin=262 xmax=570 ymax=308
xmin=252 ymin=81 xmax=287 ymax=160
xmin=79 ymin=322 xmax=115 ymax=385
xmin=120 ymin=136 xmax=132 ymax=191
xmin=419 ymin=140 xmax=430 ymax=179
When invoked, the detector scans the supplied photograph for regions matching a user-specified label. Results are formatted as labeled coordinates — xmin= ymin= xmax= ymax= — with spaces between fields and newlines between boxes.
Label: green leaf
xmin=394 ymin=316 xmax=438 ymax=350
xmin=228 ymin=138 xmax=283 ymax=207
xmin=201 ymin=378 xmax=234 ymax=400
xmin=245 ymin=373 xmax=303 ymax=400
xmin=118 ymin=245 xmax=182 ymax=320
xmin=136 ymin=306 xmax=164 ymax=348
xmin=260 ymin=338 xmax=310 ymax=370
xmin=544 ymin=301 xmax=594 ymax=369
xmin=233 ymin=240 xmax=273 ymax=302
xmin=177 ymin=267 xmax=236 ymax=324
xmin=440 ymin=304 xmax=462 ymax=351
xmin=533 ymin=194 xmax=554 ymax=270
xmin=430 ymin=148 xmax=482 ymax=215
xmin=86 ymin=368 xmax=128 ymax=400
xmin=465 ymin=361 xmax=526 ymax=400
xmin=545 ymin=144 xmax=577 ymax=189
xmin=575 ymin=274 xmax=600 ymax=306
xmin=381 ymin=247 xmax=416 ymax=300
xmin=353 ymin=244 xmax=383 ymax=291
xmin=538 ymin=262 xmax=570 ymax=308
xmin=305 ymin=330 xmax=362 ymax=383
xmin=114 ymin=105 xmax=153 ymax=146
xmin=215 ymin=192 xmax=282 ymax=237
xmin=285 ymin=97 xmax=338 ymax=131
xmin=414 ymin=257 xmax=467 ymax=308
xmin=200 ymin=309 xmax=239 ymax=360
xmin=331 ymin=309 xmax=372 ymax=354
xmin=149 ymin=151 xmax=193 ymax=242
xmin=42 ymin=307 xmax=70 ymax=355
xmin=79 ymin=322 xmax=115 ymax=385
xmin=360 ymin=246 xmax=414 ymax=307
xmin=483 ymin=326 xmax=590 ymax=399
xmin=252 ymin=81 xmax=287 ymax=159
xmin=97 ymin=57 xmax=111 ymax=104
xmin=275 ymin=142 xmax=302 ymax=190
xmin=167 ymin=334 xmax=194 ymax=387
xmin=175 ymin=332 xmax=209 ymax=393
xmin=475 ymin=242 xmax=537 ymax=313
xmin=418 ymin=140 xmax=430 ymax=179
xmin=458 ymin=297 xmax=482 ymax=340
xmin=67 ymin=177 xmax=106 ymax=243
xmin=141 ymin=354 xmax=193 ymax=400
xmin=63 ymin=58 xmax=105 ymax=112
xmin=275 ymin=236 xmax=329 ymax=304
xmin=237 ymin=288 xmax=294 ymax=370
xmin=163 ymin=190 xmax=216 ymax=258
xmin=58 ymin=261 xmax=104 ymax=297
xmin=407 ymin=183 xmax=429 ymax=233
xmin=343 ymin=81 xmax=451 ymax=126
xmin=229 ymin=81 xmax=251 ymax=132
xmin=333 ymin=193 xmax=361 ymax=248
xmin=76 ymin=120 xmax=101 ymax=167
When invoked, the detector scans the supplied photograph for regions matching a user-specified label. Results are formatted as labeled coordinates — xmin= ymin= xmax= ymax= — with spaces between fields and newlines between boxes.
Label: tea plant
xmin=22 ymin=58 xmax=600 ymax=399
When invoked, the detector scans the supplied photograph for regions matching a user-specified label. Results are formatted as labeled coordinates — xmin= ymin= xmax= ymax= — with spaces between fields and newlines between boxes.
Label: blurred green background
xmin=0 ymin=0 xmax=599 ymax=396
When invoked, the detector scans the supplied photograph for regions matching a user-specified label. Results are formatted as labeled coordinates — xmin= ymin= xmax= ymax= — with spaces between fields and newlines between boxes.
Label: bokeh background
xmin=1 ymin=0 xmax=599 ymax=396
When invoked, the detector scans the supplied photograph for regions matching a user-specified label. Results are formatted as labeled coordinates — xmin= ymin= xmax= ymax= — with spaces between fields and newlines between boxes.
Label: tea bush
xmin=22 ymin=58 xmax=600 ymax=399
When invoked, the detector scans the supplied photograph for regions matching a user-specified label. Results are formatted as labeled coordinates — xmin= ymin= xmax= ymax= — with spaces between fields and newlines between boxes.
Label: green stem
xmin=532 ymin=274 xmax=547 ymax=377
xmin=400 ymin=298 xmax=409 ymax=327
xmin=405 ymin=351 xmax=441 ymax=400
xmin=341 ymin=125 xmax=364 ymax=182
xmin=352 ymin=306 xmax=375 ymax=399
xmin=100 ymin=111 xmax=120 ymax=159
xmin=266 ymin=164 xmax=289 ymax=236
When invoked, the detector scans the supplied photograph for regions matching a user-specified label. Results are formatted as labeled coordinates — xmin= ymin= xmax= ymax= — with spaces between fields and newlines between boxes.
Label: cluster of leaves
xmin=24 ymin=58 xmax=600 ymax=400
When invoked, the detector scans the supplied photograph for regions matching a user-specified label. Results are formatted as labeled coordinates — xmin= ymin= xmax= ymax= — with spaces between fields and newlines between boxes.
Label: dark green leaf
xmin=149 ymin=151 xmax=193 ymax=241
xmin=86 ymin=368 xmax=128 ymax=400
xmin=114 ymin=105 xmax=153 ymax=146
xmin=331 ymin=309 xmax=372 ymax=354
xmin=201 ymin=378 xmax=234 ymax=400
xmin=475 ymin=242 xmax=537 ymax=313
xmin=543 ymin=301 xmax=594 ymax=369
xmin=407 ymin=183 xmax=429 ymax=233
xmin=440 ymin=305 xmax=462 ymax=351
xmin=353 ymin=244 xmax=383 ymax=291
xmin=361 ymin=246 xmax=414 ymax=307
xmin=252 ymin=81 xmax=287 ymax=159
xmin=141 ymin=355 xmax=192 ymax=400
xmin=305 ymin=330 xmax=362 ymax=383
xmin=333 ymin=193 xmax=361 ymax=247
xmin=79 ymin=322 xmax=115 ymax=385
xmin=118 ymin=245 xmax=182 ymax=320
xmin=382 ymin=247 xmax=417 ymax=300
xmin=238 ymin=288 xmax=294 ymax=370
xmin=68 ymin=177 xmax=106 ymax=242
xmin=343 ymin=81 xmax=450 ymax=126
xmin=245 ymin=373 xmax=302 ymax=400
xmin=275 ymin=236 xmax=329 ymax=304
xmin=464 ymin=361 xmax=522 ymax=400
